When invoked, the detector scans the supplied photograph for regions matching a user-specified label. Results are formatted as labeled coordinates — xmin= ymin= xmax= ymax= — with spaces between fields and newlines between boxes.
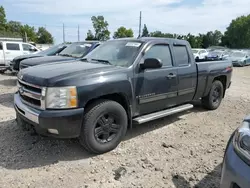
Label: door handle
xmin=5 ymin=52 xmax=10 ymax=54
xmin=166 ymin=73 xmax=176 ymax=79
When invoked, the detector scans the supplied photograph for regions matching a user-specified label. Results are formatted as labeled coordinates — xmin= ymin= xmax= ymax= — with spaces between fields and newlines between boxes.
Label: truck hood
xmin=13 ymin=54 xmax=44 ymax=61
xmin=19 ymin=61 xmax=125 ymax=86
xmin=20 ymin=55 xmax=75 ymax=66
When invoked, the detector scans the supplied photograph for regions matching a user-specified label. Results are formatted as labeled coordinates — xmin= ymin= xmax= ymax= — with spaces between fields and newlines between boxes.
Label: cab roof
xmin=109 ymin=37 xmax=189 ymax=45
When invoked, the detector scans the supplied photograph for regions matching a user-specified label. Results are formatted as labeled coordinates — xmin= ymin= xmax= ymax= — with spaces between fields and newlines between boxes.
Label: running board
xmin=133 ymin=104 xmax=194 ymax=124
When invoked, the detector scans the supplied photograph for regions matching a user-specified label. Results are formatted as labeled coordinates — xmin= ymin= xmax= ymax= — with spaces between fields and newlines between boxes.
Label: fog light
xmin=48 ymin=129 xmax=59 ymax=135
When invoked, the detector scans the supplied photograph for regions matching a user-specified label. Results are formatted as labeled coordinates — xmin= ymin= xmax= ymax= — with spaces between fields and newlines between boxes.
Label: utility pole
xmin=138 ymin=11 xmax=142 ymax=38
xmin=78 ymin=25 xmax=80 ymax=41
xmin=25 ymin=31 xmax=28 ymax=42
xmin=63 ymin=23 xmax=65 ymax=43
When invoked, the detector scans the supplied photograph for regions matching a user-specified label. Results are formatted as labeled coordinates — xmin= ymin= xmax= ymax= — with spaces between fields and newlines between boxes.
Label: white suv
xmin=0 ymin=41 xmax=40 ymax=72
xmin=192 ymin=48 xmax=208 ymax=60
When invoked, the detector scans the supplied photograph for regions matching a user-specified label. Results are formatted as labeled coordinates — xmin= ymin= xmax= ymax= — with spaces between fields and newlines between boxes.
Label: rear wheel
xmin=202 ymin=80 xmax=224 ymax=110
xmin=79 ymin=100 xmax=128 ymax=154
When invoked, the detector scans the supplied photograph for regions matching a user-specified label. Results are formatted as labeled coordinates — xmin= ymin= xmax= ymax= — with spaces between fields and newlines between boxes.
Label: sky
xmin=1 ymin=0 xmax=249 ymax=44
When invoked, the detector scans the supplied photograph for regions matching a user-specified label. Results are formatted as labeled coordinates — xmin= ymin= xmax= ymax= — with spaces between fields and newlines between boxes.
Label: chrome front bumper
xmin=14 ymin=93 xmax=40 ymax=124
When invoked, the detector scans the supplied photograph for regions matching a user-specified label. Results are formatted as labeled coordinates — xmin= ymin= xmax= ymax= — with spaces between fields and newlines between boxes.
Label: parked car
xmin=221 ymin=115 xmax=250 ymax=188
xmin=230 ymin=51 xmax=250 ymax=67
xmin=0 ymin=41 xmax=40 ymax=73
xmin=192 ymin=48 xmax=208 ymax=60
xmin=206 ymin=50 xmax=229 ymax=60
xmin=10 ymin=43 xmax=69 ymax=73
xmin=15 ymin=37 xmax=232 ymax=154
xmin=19 ymin=41 xmax=101 ymax=70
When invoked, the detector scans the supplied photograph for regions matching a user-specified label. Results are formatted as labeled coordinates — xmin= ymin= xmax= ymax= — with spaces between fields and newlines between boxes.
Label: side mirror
xmin=140 ymin=58 xmax=162 ymax=69
xmin=29 ymin=46 xmax=37 ymax=52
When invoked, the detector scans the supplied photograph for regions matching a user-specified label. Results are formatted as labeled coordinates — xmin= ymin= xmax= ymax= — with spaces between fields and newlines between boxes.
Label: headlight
xmin=233 ymin=121 xmax=250 ymax=163
xmin=46 ymin=86 xmax=78 ymax=109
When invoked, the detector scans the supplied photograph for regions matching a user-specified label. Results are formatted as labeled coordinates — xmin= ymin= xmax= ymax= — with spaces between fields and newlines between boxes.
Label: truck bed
xmin=194 ymin=60 xmax=233 ymax=100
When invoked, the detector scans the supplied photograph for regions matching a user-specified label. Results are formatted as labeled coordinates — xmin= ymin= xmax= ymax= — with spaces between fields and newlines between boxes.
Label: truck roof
xmin=110 ymin=37 xmax=189 ymax=45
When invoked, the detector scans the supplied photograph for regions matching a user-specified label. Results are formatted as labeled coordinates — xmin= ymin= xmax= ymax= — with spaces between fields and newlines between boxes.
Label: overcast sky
xmin=1 ymin=0 xmax=249 ymax=44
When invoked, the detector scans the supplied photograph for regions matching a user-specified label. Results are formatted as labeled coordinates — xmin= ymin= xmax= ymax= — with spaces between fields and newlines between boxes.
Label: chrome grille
xmin=17 ymin=79 xmax=46 ymax=110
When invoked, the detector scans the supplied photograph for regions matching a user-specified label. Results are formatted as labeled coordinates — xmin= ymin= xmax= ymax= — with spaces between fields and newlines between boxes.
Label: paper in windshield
xmin=125 ymin=42 xmax=141 ymax=47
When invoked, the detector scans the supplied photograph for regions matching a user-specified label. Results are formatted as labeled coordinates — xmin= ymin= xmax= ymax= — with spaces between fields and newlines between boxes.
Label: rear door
xmin=4 ymin=42 xmax=22 ymax=63
xmin=172 ymin=44 xmax=197 ymax=104
xmin=136 ymin=42 xmax=179 ymax=115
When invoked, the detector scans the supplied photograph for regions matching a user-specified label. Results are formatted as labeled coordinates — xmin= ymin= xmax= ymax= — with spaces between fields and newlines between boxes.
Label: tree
xmin=91 ymin=16 xmax=110 ymax=41
xmin=150 ymin=31 xmax=166 ymax=37
xmin=142 ymin=24 xmax=149 ymax=37
xmin=36 ymin=27 xmax=54 ymax=44
xmin=85 ymin=30 xmax=95 ymax=40
xmin=0 ymin=6 xmax=7 ymax=31
xmin=222 ymin=14 xmax=250 ymax=48
xmin=6 ymin=21 xmax=22 ymax=33
xmin=113 ymin=26 xmax=133 ymax=39
xmin=21 ymin=24 xmax=37 ymax=42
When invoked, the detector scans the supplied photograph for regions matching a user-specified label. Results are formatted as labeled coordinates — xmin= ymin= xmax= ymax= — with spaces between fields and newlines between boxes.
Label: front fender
xmin=77 ymin=73 xmax=133 ymax=107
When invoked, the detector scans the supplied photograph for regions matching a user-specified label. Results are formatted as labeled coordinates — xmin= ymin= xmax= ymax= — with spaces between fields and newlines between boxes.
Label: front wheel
xmin=202 ymin=80 xmax=224 ymax=110
xmin=79 ymin=100 xmax=128 ymax=154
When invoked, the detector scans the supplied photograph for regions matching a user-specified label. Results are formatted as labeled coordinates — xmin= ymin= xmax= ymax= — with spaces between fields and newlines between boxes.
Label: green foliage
xmin=113 ymin=26 xmax=133 ymax=39
xmin=90 ymin=16 xmax=110 ymax=41
xmin=36 ymin=27 xmax=54 ymax=44
xmin=142 ymin=24 xmax=149 ymax=37
xmin=85 ymin=30 xmax=96 ymax=40
xmin=21 ymin=24 xmax=37 ymax=42
xmin=222 ymin=14 xmax=250 ymax=48
xmin=0 ymin=5 xmax=7 ymax=31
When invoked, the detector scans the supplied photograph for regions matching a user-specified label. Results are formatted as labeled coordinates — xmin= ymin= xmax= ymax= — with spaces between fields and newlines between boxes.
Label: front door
xmin=135 ymin=43 xmax=179 ymax=115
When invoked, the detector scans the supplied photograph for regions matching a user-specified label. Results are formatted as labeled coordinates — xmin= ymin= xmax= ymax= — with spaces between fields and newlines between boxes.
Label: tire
xmin=79 ymin=99 xmax=128 ymax=154
xmin=0 ymin=69 xmax=6 ymax=74
xmin=202 ymin=80 xmax=224 ymax=110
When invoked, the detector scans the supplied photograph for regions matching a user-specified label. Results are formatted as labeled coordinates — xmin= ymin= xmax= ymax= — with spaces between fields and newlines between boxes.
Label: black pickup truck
xmin=14 ymin=38 xmax=232 ymax=154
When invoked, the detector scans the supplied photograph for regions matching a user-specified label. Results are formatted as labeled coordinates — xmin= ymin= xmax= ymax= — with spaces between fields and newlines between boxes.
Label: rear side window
xmin=6 ymin=43 xmax=20 ymax=51
xmin=0 ymin=43 xmax=2 ymax=50
xmin=144 ymin=45 xmax=173 ymax=67
xmin=173 ymin=46 xmax=189 ymax=66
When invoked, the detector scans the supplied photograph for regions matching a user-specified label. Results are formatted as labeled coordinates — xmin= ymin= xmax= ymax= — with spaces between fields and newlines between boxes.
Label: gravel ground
xmin=0 ymin=67 xmax=250 ymax=188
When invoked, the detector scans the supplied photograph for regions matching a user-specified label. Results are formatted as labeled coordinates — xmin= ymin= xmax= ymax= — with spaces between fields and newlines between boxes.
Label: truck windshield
xmin=38 ymin=44 xmax=66 ymax=56
xmin=83 ymin=40 xmax=143 ymax=67
xmin=59 ymin=42 xmax=92 ymax=58
xmin=209 ymin=51 xmax=223 ymax=56
xmin=231 ymin=52 xmax=245 ymax=58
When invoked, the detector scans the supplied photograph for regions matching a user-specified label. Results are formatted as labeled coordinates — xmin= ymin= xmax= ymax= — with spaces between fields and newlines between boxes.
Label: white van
xmin=0 ymin=41 xmax=40 ymax=71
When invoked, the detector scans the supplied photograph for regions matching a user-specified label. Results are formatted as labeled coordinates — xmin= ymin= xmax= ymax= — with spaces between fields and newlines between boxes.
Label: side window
xmin=173 ymin=46 xmax=189 ymax=66
xmin=144 ymin=45 xmax=172 ymax=67
xmin=0 ymin=43 xmax=2 ymax=50
xmin=6 ymin=43 xmax=20 ymax=51
xmin=201 ymin=50 xmax=206 ymax=54
xmin=22 ymin=44 xmax=32 ymax=51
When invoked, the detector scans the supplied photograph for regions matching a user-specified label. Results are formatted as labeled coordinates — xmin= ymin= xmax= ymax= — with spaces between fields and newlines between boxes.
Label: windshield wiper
xmin=90 ymin=58 xmax=112 ymax=65
xmin=59 ymin=54 xmax=73 ymax=57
